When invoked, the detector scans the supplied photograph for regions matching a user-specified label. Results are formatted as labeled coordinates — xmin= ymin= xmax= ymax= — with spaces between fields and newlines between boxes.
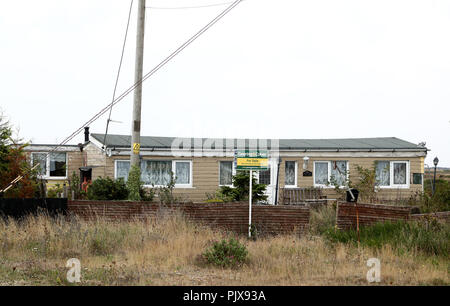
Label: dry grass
xmin=0 ymin=211 xmax=448 ymax=286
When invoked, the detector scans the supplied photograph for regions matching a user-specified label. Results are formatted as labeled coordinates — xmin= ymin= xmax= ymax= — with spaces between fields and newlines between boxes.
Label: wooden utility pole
xmin=130 ymin=0 xmax=146 ymax=168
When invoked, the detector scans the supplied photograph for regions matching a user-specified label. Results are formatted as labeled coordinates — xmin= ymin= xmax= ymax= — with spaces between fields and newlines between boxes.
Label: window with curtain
xmin=375 ymin=161 xmax=409 ymax=187
xmin=375 ymin=161 xmax=390 ymax=186
xmin=314 ymin=161 xmax=348 ymax=187
xmin=219 ymin=161 xmax=233 ymax=185
xmin=175 ymin=161 xmax=190 ymax=185
xmin=116 ymin=161 xmax=130 ymax=182
xmin=330 ymin=161 xmax=347 ymax=186
xmin=285 ymin=161 xmax=296 ymax=186
xmin=393 ymin=162 xmax=407 ymax=185
xmin=141 ymin=161 xmax=172 ymax=186
xmin=314 ymin=162 xmax=329 ymax=185
xmin=116 ymin=160 xmax=192 ymax=187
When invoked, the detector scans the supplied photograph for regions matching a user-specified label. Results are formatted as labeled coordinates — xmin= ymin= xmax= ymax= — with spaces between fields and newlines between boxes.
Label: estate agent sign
xmin=235 ymin=150 xmax=269 ymax=171
xmin=234 ymin=150 xmax=269 ymax=238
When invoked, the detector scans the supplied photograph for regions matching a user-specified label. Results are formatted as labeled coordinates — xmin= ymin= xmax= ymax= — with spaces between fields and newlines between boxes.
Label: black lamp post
xmin=432 ymin=157 xmax=439 ymax=196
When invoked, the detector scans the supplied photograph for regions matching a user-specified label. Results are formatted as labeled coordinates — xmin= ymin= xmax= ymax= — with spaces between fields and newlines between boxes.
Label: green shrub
xmin=424 ymin=179 xmax=450 ymax=212
xmin=126 ymin=165 xmax=142 ymax=201
xmin=323 ymin=220 xmax=449 ymax=257
xmin=156 ymin=173 xmax=185 ymax=204
xmin=216 ymin=171 xmax=267 ymax=203
xmin=201 ymin=237 xmax=248 ymax=268
xmin=87 ymin=177 xmax=128 ymax=200
xmin=47 ymin=184 xmax=63 ymax=198
xmin=69 ymin=171 xmax=81 ymax=199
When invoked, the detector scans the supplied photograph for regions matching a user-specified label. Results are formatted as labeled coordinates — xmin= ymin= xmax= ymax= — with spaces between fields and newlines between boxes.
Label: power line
xmin=147 ymin=1 xmax=236 ymax=10
xmin=0 ymin=0 xmax=245 ymax=193
xmin=103 ymin=0 xmax=134 ymax=149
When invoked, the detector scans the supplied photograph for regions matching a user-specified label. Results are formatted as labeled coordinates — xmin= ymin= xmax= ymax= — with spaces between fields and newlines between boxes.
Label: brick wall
xmin=336 ymin=202 xmax=412 ymax=229
xmin=68 ymin=200 xmax=310 ymax=236
xmin=410 ymin=211 xmax=450 ymax=223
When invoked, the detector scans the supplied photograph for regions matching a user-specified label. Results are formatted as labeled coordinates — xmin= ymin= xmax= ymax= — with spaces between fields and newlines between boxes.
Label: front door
xmin=257 ymin=159 xmax=277 ymax=204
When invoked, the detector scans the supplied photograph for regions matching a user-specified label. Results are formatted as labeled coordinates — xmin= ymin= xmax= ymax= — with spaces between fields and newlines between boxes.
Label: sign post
xmin=248 ymin=169 xmax=252 ymax=238
xmin=235 ymin=150 xmax=268 ymax=238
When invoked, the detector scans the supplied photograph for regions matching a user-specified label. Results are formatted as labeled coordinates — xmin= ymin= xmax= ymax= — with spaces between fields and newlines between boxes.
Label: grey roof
xmin=91 ymin=133 xmax=426 ymax=151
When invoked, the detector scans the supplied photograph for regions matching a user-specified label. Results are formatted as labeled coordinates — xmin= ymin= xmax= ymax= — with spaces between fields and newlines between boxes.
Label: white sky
xmin=0 ymin=0 xmax=449 ymax=167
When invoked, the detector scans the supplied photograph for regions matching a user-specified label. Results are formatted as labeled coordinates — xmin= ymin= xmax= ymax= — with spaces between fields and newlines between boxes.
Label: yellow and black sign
xmin=133 ymin=143 xmax=141 ymax=154
xmin=235 ymin=150 xmax=268 ymax=170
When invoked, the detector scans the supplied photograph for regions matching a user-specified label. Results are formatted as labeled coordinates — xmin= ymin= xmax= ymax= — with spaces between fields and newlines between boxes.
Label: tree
xmin=218 ymin=171 xmax=267 ymax=203
xmin=0 ymin=113 xmax=39 ymax=198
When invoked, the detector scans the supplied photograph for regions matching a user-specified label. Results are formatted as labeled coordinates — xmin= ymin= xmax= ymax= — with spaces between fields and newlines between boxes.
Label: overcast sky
xmin=0 ymin=0 xmax=449 ymax=167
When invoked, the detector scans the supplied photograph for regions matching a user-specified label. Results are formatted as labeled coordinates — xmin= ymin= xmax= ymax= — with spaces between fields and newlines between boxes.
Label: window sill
xmin=313 ymin=185 xmax=347 ymax=189
xmin=142 ymin=185 xmax=195 ymax=189
xmin=38 ymin=177 xmax=68 ymax=180
xmin=377 ymin=186 xmax=410 ymax=189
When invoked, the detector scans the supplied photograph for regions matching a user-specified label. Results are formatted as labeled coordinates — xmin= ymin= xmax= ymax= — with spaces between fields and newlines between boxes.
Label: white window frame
xmin=173 ymin=160 xmax=193 ymax=188
xmin=313 ymin=161 xmax=349 ymax=188
xmin=284 ymin=160 xmax=298 ymax=188
xmin=114 ymin=159 xmax=193 ymax=188
xmin=219 ymin=160 xmax=236 ymax=187
xmin=114 ymin=160 xmax=129 ymax=181
xmin=376 ymin=160 xmax=410 ymax=189
xmin=31 ymin=152 xmax=67 ymax=179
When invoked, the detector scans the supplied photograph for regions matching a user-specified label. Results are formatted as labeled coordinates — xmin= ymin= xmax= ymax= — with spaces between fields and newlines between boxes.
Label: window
xmin=32 ymin=153 xmax=47 ymax=176
xmin=393 ymin=162 xmax=407 ymax=185
xmin=375 ymin=161 xmax=409 ymax=188
xmin=412 ymin=173 xmax=423 ymax=185
xmin=141 ymin=160 xmax=172 ymax=186
xmin=258 ymin=168 xmax=271 ymax=185
xmin=115 ymin=160 xmax=192 ymax=187
xmin=314 ymin=161 xmax=348 ymax=187
xmin=314 ymin=162 xmax=329 ymax=186
xmin=219 ymin=161 xmax=233 ymax=186
xmin=31 ymin=152 xmax=67 ymax=178
xmin=375 ymin=161 xmax=390 ymax=186
xmin=174 ymin=161 xmax=191 ymax=186
xmin=285 ymin=161 xmax=297 ymax=187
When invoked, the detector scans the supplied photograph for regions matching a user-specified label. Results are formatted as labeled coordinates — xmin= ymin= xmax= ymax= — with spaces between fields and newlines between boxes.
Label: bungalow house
xmin=77 ymin=131 xmax=427 ymax=204
xmin=23 ymin=128 xmax=427 ymax=203
xmin=23 ymin=144 xmax=84 ymax=190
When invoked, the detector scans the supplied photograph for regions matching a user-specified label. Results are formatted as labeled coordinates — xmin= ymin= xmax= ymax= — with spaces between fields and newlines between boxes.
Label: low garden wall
xmin=409 ymin=211 xmax=450 ymax=223
xmin=336 ymin=202 xmax=412 ymax=229
xmin=68 ymin=200 xmax=310 ymax=236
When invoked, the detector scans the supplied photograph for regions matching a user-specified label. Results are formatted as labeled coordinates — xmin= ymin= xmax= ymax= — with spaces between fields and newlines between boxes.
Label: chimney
xmin=84 ymin=127 xmax=90 ymax=142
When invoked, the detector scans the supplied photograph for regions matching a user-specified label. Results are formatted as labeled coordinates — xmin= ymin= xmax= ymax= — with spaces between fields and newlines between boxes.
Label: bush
xmin=424 ymin=179 xmax=450 ymax=212
xmin=323 ymin=220 xmax=449 ymax=257
xmin=155 ymin=173 xmax=186 ymax=204
xmin=87 ymin=177 xmax=128 ymax=200
xmin=68 ymin=171 xmax=81 ymax=199
xmin=201 ymin=237 xmax=248 ymax=268
xmin=126 ymin=165 xmax=142 ymax=201
xmin=216 ymin=171 xmax=267 ymax=203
